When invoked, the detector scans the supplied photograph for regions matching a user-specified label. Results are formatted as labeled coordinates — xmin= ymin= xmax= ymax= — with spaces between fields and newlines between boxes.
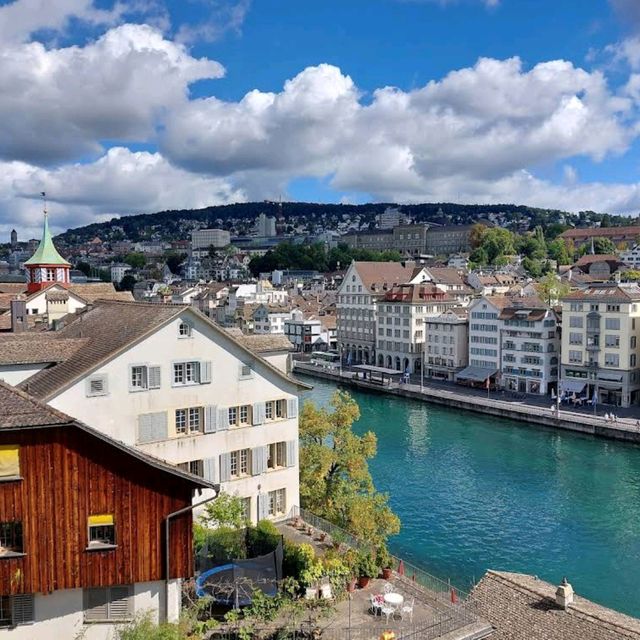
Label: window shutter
xmin=204 ymin=405 xmax=218 ymax=433
xmin=137 ymin=411 xmax=168 ymax=443
xmin=257 ymin=492 xmax=269 ymax=521
xmin=84 ymin=588 xmax=109 ymax=622
xmin=286 ymin=440 xmax=297 ymax=468
xmin=252 ymin=402 xmax=265 ymax=426
xmin=287 ymin=397 xmax=298 ymax=419
xmin=219 ymin=452 xmax=231 ymax=482
xmin=200 ymin=361 xmax=212 ymax=384
xmin=203 ymin=457 xmax=218 ymax=483
xmin=148 ymin=366 xmax=161 ymax=389
xmin=251 ymin=447 xmax=262 ymax=476
xmin=11 ymin=594 xmax=34 ymax=625
xmin=0 ymin=445 xmax=20 ymax=478
xmin=108 ymin=586 xmax=132 ymax=620
xmin=217 ymin=408 xmax=229 ymax=431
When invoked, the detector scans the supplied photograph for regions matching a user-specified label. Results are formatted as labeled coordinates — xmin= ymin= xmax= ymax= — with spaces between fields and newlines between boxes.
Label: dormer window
xmin=45 ymin=268 xmax=56 ymax=281
xmin=179 ymin=322 xmax=192 ymax=338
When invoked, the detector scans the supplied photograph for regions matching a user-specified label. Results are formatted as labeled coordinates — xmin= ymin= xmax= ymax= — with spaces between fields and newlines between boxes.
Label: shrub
xmin=117 ymin=612 xmax=184 ymax=640
xmin=200 ymin=492 xmax=248 ymax=529
xmin=246 ymin=520 xmax=281 ymax=557
xmin=197 ymin=526 xmax=246 ymax=563
xmin=355 ymin=549 xmax=379 ymax=578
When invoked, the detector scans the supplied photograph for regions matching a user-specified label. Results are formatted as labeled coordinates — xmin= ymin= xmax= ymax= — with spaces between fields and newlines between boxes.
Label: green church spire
xmin=24 ymin=195 xmax=71 ymax=267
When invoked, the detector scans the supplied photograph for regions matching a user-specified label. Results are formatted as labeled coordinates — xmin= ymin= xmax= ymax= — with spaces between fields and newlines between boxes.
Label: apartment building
xmin=191 ymin=228 xmax=231 ymax=250
xmin=336 ymin=261 xmax=428 ymax=365
xmin=252 ymin=304 xmax=292 ymax=334
xmin=459 ymin=296 xmax=559 ymax=394
xmin=425 ymin=224 xmax=474 ymax=256
xmin=424 ymin=308 xmax=469 ymax=381
xmin=0 ymin=381 xmax=207 ymax=639
xmin=559 ymin=225 xmax=640 ymax=250
xmin=10 ymin=300 xmax=307 ymax=524
xmin=499 ymin=301 xmax=560 ymax=395
xmin=561 ymin=284 xmax=640 ymax=407
xmin=375 ymin=283 xmax=456 ymax=373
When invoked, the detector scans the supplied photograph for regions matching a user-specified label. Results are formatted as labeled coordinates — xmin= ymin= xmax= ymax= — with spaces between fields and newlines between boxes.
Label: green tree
xmin=124 ymin=252 xmax=146 ymax=269
xmin=621 ymin=270 xmax=640 ymax=282
xmin=201 ymin=492 xmax=248 ymax=529
xmin=469 ymin=223 xmax=487 ymax=249
xmin=547 ymin=238 xmax=572 ymax=265
xmin=166 ymin=252 xmax=187 ymax=274
xmin=535 ymin=273 xmax=570 ymax=306
xmin=593 ymin=237 xmax=617 ymax=255
xmin=480 ymin=227 xmax=515 ymax=264
xmin=119 ymin=274 xmax=136 ymax=292
xmin=299 ymin=391 xmax=400 ymax=546
xmin=75 ymin=261 xmax=91 ymax=277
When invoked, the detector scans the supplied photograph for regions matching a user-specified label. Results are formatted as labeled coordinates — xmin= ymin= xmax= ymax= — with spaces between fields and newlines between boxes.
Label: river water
xmin=299 ymin=375 xmax=640 ymax=616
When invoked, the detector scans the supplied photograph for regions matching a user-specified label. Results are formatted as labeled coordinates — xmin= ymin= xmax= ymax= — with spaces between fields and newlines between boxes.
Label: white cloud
xmin=0 ymin=147 xmax=244 ymax=238
xmin=0 ymin=23 xmax=224 ymax=164
xmin=161 ymin=58 xmax=635 ymax=211
xmin=175 ymin=0 xmax=252 ymax=44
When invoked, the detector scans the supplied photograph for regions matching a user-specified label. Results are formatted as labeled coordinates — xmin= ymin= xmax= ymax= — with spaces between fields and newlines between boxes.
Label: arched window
xmin=178 ymin=322 xmax=192 ymax=338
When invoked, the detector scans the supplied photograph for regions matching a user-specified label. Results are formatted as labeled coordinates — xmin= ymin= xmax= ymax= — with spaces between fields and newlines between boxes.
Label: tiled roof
xmin=469 ymin=570 xmax=640 ymax=640
xmin=381 ymin=283 xmax=455 ymax=303
xmin=352 ymin=261 xmax=421 ymax=292
xmin=563 ymin=283 xmax=640 ymax=302
xmin=574 ymin=254 xmax=622 ymax=267
xmin=0 ymin=336 xmax=88 ymax=365
xmin=0 ymin=381 xmax=212 ymax=487
xmin=67 ymin=283 xmax=134 ymax=302
xmin=232 ymin=333 xmax=294 ymax=353
xmin=426 ymin=267 xmax=467 ymax=286
xmin=560 ymin=226 xmax=640 ymax=240
xmin=0 ymin=283 xmax=29 ymax=294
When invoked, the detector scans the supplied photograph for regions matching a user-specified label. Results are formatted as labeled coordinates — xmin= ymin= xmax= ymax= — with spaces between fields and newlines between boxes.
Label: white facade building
xmin=253 ymin=304 xmax=292 ymax=334
xmin=191 ymin=228 xmax=231 ymax=250
xmin=110 ymin=263 xmax=130 ymax=283
xmin=424 ymin=308 xmax=469 ymax=381
xmin=15 ymin=301 xmax=306 ymax=524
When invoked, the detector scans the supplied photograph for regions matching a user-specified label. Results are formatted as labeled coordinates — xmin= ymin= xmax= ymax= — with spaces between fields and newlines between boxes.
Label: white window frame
xmin=172 ymin=361 xmax=200 ymax=386
xmin=130 ymin=365 xmax=148 ymax=391
xmin=178 ymin=322 xmax=192 ymax=338
xmin=175 ymin=409 xmax=187 ymax=434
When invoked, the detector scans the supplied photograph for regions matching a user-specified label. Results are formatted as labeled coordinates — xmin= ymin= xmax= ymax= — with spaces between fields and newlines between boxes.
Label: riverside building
xmin=424 ymin=308 xmax=469 ymax=381
xmin=560 ymin=283 xmax=640 ymax=407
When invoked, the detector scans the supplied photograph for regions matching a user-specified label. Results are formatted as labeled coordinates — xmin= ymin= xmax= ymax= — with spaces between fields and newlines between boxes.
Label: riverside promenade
xmin=293 ymin=361 xmax=640 ymax=444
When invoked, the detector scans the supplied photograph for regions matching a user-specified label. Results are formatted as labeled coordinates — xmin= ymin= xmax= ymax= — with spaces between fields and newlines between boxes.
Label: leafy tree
xmin=522 ymin=257 xmax=543 ymax=278
xmin=124 ymin=252 xmax=146 ymax=269
xmin=621 ymin=270 xmax=640 ymax=282
xmin=547 ymin=238 xmax=572 ymax=265
xmin=75 ymin=261 xmax=92 ymax=277
xmin=469 ymin=246 xmax=488 ymax=266
xmin=469 ymin=223 xmax=487 ymax=249
xmin=593 ymin=237 xmax=617 ymax=255
xmin=166 ymin=252 xmax=187 ymax=274
xmin=299 ymin=391 xmax=400 ymax=546
xmin=119 ymin=274 xmax=136 ymax=292
xmin=201 ymin=492 xmax=248 ymax=529
xmin=480 ymin=228 xmax=515 ymax=264
xmin=535 ymin=273 xmax=570 ymax=306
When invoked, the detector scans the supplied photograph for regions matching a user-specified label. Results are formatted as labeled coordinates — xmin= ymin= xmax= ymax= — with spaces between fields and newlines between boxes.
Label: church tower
xmin=24 ymin=194 xmax=70 ymax=294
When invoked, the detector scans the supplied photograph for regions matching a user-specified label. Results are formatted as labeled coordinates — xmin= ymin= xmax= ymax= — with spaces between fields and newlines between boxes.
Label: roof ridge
xmin=0 ymin=379 xmax=73 ymax=423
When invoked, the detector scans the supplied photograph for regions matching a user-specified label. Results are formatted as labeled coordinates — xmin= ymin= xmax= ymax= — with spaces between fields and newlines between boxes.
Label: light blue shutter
xmin=200 ymin=361 xmax=212 ymax=384
xmin=219 ymin=452 xmax=231 ymax=482
xmin=252 ymin=402 xmax=265 ymax=426
xmin=137 ymin=411 xmax=168 ymax=443
xmin=217 ymin=408 xmax=229 ymax=431
xmin=204 ymin=405 xmax=218 ymax=433
xmin=287 ymin=397 xmax=298 ymax=419
xmin=257 ymin=492 xmax=269 ymax=521
xmin=203 ymin=457 xmax=218 ymax=483
xmin=251 ymin=447 xmax=262 ymax=476
xmin=148 ymin=366 xmax=161 ymax=389
xmin=286 ymin=440 xmax=297 ymax=468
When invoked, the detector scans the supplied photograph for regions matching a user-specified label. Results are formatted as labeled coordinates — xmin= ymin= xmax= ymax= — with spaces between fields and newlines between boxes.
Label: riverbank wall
xmin=293 ymin=362 xmax=640 ymax=444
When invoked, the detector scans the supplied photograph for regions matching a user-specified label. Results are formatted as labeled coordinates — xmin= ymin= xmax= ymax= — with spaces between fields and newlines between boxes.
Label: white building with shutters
xmin=15 ymin=300 xmax=307 ymax=525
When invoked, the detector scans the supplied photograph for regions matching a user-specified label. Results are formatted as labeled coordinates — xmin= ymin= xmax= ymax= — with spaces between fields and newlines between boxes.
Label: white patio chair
xmin=382 ymin=582 xmax=393 ymax=594
xmin=401 ymin=598 xmax=415 ymax=622
xmin=380 ymin=604 xmax=395 ymax=623
xmin=369 ymin=594 xmax=381 ymax=616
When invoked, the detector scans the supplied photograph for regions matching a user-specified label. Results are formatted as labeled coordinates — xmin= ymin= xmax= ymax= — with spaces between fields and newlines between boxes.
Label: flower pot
xmin=382 ymin=567 xmax=392 ymax=580
xmin=347 ymin=578 xmax=356 ymax=593
xmin=358 ymin=576 xmax=370 ymax=589
xmin=319 ymin=532 xmax=327 ymax=542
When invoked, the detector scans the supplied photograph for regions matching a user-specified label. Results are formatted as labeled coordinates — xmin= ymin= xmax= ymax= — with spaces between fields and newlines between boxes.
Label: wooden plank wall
xmin=0 ymin=426 xmax=195 ymax=595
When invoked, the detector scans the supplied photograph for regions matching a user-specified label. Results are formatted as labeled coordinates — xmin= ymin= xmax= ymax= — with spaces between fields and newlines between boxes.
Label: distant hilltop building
xmin=256 ymin=213 xmax=277 ymax=237
xmin=10 ymin=229 xmax=17 ymax=248
xmin=376 ymin=207 xmax=407 ymax=229
xmin=559 ymin=225 xmax=640 ymax=250
xmin=191 ymin=228 xmax=231 ymax=250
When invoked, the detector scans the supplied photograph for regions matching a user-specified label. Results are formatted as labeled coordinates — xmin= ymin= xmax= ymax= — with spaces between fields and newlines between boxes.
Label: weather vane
xmin=41 ymin=191 xmax=47 ymax=218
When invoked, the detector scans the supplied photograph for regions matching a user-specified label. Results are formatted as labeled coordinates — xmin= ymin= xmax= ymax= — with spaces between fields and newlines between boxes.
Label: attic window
xmin=239 ymin=364 xmax=253 ymax=379
xmin=179 ymin=322 xmax=192 ymax=338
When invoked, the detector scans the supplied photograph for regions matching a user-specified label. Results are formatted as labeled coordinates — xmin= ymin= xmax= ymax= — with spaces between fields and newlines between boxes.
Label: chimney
xmin=10 ymin=298 xmax=27 ymax=333
xmin=555 ymin=577 xmax=574 ymax=610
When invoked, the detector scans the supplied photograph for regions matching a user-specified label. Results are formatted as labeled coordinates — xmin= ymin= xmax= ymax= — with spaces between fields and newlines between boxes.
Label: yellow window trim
xmin=88 ymin=514 xmax=114 ymax=526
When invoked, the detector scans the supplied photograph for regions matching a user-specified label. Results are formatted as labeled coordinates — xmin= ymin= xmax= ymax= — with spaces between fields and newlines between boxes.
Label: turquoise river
xmin=300 ymin=376 xmax=640 ymax=617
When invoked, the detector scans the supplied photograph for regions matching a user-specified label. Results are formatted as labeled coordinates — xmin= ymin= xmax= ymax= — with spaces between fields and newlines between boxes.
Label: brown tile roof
xmin=0 ymin=336 xmax=88 ymax=365
xmin=381 ymin=283 xmax=455 ymax=303
xmin=562 ymin=283 xmax=640 ymax=302
xmin=231 ymin=333 xmax=293 ymax=353
xmin=68 ymin=283 xmax=134 ymax=302
xmin=353 ymin=261 xmax=421 ymax=292
xmin=469 ymin=570 xmax=640 ymax=640
xmin=560 ymin=225 xmax=640 ymax=240
xmin=574 ymin=254 xmax=623 ymax=267
xmin=0 ymin=283 xmax=28 ymax=294
xmin=426 ymin=267 xmax=467 ymax=286
xmin=0 ymin=381 xmax=212 ymax=487
xmin=19 ymin=301 xmax=185 ymax=400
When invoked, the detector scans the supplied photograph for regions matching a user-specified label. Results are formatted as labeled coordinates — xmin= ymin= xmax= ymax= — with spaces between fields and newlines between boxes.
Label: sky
xmin=4 ymin=0 xmax=640 ymax=236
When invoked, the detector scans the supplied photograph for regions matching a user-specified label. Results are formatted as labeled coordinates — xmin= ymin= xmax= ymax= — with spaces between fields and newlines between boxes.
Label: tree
xmin=535 ymin=273 xmax=570 ymax=306
xmin=480 ymin=227 xmax=515 ymax=264
xmin=299 ymin=391 xmax=400 ymax=546
xmin=75 ymin=261 xmax=91 ymax=277
xmin=469 ymin=223 xmax=487 ymax=249
xmin=124 ymin=252 xmax=146 ymax=269
xmin=200 ymin=492 xmax=247 ymax=529
xmin=621 ymin=270 xmax=640 ymax=282
xmin=593 ymin=237 xmax=616 ymax=255
xmin=547 ymin=238 xmax=572 ymax=265
xmin=166 ymin=252 xmax=187 ymax=274
xmin=119 ymin=274 xmax=136 ymax=292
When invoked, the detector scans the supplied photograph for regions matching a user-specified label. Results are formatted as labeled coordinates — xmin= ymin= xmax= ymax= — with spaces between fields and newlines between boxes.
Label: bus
xmin=309 ymin=351 xmax=340 ymax=370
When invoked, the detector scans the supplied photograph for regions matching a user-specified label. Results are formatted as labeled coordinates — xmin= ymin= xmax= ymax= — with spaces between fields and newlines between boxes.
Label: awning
xmin=561 ymin=380 xmax=586 ymax=394
xmin=455 ymin=366 xmax=497 ymax=382
xmin=597 ymin=381 xmax=623 ymax=390
xmin=598 ymin=374 xmax=623 ymax=382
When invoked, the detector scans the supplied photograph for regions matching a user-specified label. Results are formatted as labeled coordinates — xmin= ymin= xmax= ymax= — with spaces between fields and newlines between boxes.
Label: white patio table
xmin=384 ymin=592 xmax=404 ymax=607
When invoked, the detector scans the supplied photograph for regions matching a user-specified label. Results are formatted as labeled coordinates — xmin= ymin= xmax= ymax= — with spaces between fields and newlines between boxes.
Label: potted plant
xmin=377 ymin=545 xmax=393 ymax=580
xmin=356 ymin=549 xmax=379 ymax=589
xmin=331 ymin=529 xmax=347 ymax=550
xmin=319 ymin=531 xmax=327 ymax=543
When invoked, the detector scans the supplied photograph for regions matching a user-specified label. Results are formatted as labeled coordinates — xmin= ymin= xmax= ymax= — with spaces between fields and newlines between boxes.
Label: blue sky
xmin=2 ymin=0 xmax=640 ymax=235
